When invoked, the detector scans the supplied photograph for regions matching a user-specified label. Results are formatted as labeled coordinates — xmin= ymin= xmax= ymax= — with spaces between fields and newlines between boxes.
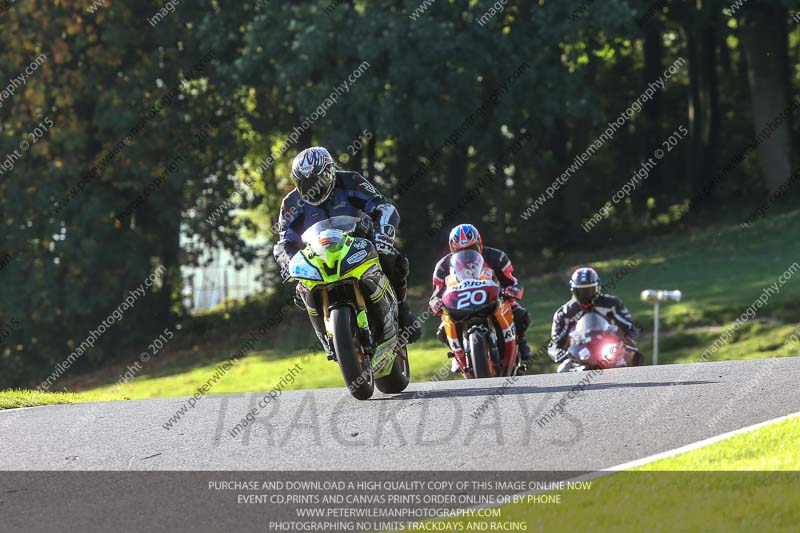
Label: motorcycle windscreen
xmin=449 ymin=249 xmax=485 ymax=282
xmin=300 ymin=215 xmax=361 ymax=246
xmin=574 ymin=312 xmax=611 ymax=337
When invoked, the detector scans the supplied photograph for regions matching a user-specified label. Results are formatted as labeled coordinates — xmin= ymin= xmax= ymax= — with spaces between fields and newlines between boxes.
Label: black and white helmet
xmin=290 ymin=147 xmax=336 ymax=206
xmin=570 ymin=267 xmax=600 ymax=307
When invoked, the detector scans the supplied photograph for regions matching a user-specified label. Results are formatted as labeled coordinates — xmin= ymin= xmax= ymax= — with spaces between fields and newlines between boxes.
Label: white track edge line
xmin=456 ymin=410 xmax=800 ymax=517
xmin=602 ymin=409 xmax=800 ymax=472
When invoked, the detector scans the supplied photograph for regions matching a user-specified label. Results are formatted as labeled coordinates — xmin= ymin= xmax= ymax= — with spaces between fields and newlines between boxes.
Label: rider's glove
xmin=502 ymin=285 xmax=524 ymax=300
xmin=374 ymin=224 xmax=397 ymax=255
xmin=429 ymin=295 xmax=444 ymax=315
xmin=550 ymin=349 xmax=569 ymax=364
xmin=357 ymin=215 xmax=374 ymax=237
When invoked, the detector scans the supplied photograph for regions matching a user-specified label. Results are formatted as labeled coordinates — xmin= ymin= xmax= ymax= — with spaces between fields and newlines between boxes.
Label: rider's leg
xmin=436 ymin=322 xmax=448 ymax=344
xmin=297 ymin=284 xmax=334 ymax=360
xmin=379 ymin=252 xmax=421 ymax=343
xmin=511 ymin=302 xmax=533 ymax=361
xmin=435 ymin=322 xmax=460 ymax=372
xmin=624 ymin=342 xmax=644 ymax=366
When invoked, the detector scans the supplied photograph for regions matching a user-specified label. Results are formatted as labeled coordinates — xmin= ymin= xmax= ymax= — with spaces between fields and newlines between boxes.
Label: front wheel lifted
xmin=331 ymin=306 xmax=374 ymax=400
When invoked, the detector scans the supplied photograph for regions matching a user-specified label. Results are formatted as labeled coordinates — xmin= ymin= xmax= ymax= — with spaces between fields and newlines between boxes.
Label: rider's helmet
xmin=290 ymin=147 xmax=336 ymax=206
xmin=448 ymin=224 xmax=483 ymax=254
xmin=570 ymin=267 xmax=600 ymax=308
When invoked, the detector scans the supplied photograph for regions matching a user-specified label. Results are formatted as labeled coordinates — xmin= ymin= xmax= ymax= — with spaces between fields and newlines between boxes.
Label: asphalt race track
xmin=3 ymin=357 xmax=799 ymax=471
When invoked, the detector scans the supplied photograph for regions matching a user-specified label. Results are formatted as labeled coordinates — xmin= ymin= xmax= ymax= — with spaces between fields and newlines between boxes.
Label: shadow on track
xmin=372 ymin=380 xmax=716 ymax=400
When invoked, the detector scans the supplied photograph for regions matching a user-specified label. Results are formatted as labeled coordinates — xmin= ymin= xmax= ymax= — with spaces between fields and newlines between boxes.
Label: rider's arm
xmin=485 ymin=248 xmax=524 ymax=298
xmin=607 ymin=295 xmax=639 ymax=341
xmin=428 ymin=255 xmax=450 ymax=315
xmin=345 ymin=173 xmax=400 ymax=249
xmin=547 ymin=306 xmax=570 ymax=362
xmin=345 ymin=172 xmax=398 ymax=225
xmin=273 ymin=197 xmax=304 ymax=278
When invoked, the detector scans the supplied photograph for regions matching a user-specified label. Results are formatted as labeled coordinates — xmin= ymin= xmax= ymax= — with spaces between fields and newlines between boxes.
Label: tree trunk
xmin=642 ymin=19 xmax=664 ymax=199
xmin=684 ymin=14 xmax=703 ymax=200
xmin=699 ymin=15 xmax=721 ymax=197
xmin=740 ymin=1 xmax=792 ymax=193
xmin=682 ymin=2 xmax=720 ymax=204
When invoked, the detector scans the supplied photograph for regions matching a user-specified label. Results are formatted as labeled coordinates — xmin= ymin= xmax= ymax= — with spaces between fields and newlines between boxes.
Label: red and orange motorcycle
xmin=440 ymin=250 xmax=520 ymax=378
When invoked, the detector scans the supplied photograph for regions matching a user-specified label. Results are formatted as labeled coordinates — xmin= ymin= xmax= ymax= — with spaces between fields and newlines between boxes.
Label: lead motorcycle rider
xmin=548 ymin=267 xmax=643 ymax=371
xmin=428 ymin=224 xmax=534 ymax=371
xmin=273 ymin=147 xmax=422 ymax=358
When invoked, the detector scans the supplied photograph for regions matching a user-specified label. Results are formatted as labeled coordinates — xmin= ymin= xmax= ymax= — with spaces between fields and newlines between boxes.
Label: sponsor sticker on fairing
xmin=346 ymin=250 xmax=368 ymax=264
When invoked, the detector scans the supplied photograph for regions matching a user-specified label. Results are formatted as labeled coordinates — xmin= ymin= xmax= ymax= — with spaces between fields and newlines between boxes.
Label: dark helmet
xmin=448 ymin=224 xmax=483 ymax=254
xmin=570 ymin=267 xmax=600 ymax=307
xmin=290 ymin=147 xmax=336 ymax=206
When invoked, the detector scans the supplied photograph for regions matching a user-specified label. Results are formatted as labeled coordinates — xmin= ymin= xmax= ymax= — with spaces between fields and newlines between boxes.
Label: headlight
xmin=601 ymin=343 xmax=618 ymax=360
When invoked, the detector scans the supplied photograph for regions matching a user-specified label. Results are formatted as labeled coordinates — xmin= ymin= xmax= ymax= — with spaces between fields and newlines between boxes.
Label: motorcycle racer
xmin=428 ymin=224 xmax=533 ymax=367
xmin=274 ymin=147 xmax=421 ymax=356
xmin=548 ymin=267 xmax=643 ymax=371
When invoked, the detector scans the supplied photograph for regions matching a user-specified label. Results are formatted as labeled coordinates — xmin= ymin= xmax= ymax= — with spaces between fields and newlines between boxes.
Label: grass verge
xmin=0 ymin=389 xmax=115 ymax=410
xmin=440 ymin=416 xmax=800 ymax=531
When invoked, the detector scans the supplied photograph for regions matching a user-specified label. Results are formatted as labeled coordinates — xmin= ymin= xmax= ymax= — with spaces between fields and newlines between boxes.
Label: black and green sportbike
xmin=288 ymin=215 xmax=410 ymax=400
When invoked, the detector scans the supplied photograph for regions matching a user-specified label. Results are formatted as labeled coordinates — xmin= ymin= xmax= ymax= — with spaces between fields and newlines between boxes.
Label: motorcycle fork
xmin=351 ymin=280 xmax=375 ymax=355
xmin=320 ymin=282 xmax=374 ymax=365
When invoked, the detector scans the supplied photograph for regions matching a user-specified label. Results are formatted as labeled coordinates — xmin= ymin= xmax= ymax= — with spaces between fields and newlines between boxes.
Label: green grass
xmin=7 ymin=208 xmax=800 ymax=408
xmin=638 ymin=416 xmax=800 ymax=471
xmin=440 ymin=416 xmax=800 ymax=532
xmin=0 ymin=389 xmax=114 ymax=410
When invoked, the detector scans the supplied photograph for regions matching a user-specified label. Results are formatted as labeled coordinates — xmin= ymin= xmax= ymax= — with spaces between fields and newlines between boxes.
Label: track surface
xmin=3 ymin=357 xmax=800 ymax=471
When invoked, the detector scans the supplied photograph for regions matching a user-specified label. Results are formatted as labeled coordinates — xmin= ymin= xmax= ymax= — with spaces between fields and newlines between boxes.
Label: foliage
xmin=2 ymin=0 xmax=800 ymax=387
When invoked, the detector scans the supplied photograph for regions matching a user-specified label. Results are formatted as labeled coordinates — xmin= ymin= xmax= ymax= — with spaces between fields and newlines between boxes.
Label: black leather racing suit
xmin=547 ymin=294 xmax=641 ymax=364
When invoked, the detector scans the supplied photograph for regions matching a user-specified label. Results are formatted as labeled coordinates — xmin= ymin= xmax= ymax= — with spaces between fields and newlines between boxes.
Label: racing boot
xmin=451 ymin=357 xmax=460 ymax=374
xmin=517 ymin=338 xmax=533 ymax=362
xmin=557 ymin=359 xmax=574 ymax=373
xmin=396 ymin=286 xmax=421 ymax=343
xmin=625 ymin=345 xmax=644 ymax=366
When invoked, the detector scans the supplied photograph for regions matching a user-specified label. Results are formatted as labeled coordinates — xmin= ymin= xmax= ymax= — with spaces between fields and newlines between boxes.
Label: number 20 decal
xmin=457 ymin=290 xmax=487 ymax=309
